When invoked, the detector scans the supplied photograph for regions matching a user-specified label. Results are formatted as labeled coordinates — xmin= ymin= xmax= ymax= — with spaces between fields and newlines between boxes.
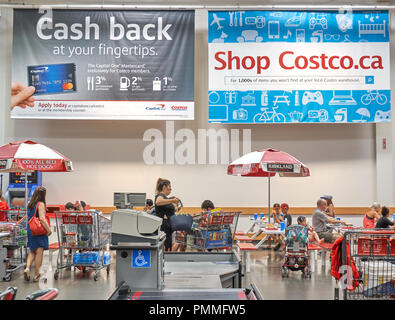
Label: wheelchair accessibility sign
xmin=132 ymin=250 xmax=151 ymax=268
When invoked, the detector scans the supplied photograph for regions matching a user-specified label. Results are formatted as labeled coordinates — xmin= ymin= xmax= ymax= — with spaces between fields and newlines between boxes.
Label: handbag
xmin=169 ymin=214 xmax=193 ymax=232
xmin=28 ymin=202 xmax=50 ymax=236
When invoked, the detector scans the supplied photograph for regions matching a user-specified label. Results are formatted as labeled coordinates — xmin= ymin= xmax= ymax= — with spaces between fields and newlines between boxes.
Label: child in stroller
xmin=281 ymin=220 xmax=312 ymax=278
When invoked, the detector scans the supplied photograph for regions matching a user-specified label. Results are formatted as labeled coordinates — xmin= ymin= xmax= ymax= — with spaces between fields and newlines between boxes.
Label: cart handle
xmin=0 ymin=287 xmax=18 ymax=300
xmin=25 ymin=288 xmax=58 ymax=300
xmin=361 ymin=230 xmax=395 ymax=235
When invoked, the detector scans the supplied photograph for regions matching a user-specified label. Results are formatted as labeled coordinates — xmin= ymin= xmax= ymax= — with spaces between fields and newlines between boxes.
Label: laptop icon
xmin=329 ymin=90 xmax=357 ymax=105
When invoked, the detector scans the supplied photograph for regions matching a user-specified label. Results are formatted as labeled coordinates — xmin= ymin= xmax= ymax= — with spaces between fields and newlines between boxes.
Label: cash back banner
xmin=12 ymin=9 xmax=194 ymax=120
xmin=208 ymin=10 xmax=390 ymax=124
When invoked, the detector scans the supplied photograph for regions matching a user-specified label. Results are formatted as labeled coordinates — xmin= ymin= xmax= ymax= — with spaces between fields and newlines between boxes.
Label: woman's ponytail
xmin=156 ymin=178 xmax=170 ymax=193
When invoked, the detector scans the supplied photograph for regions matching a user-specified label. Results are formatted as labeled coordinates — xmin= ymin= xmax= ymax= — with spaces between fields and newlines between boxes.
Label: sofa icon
xmin=237 ymin=30 xmax=263 ymax=42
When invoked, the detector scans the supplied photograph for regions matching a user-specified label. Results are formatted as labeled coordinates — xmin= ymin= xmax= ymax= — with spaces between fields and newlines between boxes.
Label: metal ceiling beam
xmin=1 ymin=3 xmax=395 ymax=10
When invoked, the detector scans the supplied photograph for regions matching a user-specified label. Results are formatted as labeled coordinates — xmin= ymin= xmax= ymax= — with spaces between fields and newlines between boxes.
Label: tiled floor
xmin=0 ymin=248 xmax=338 ymax=300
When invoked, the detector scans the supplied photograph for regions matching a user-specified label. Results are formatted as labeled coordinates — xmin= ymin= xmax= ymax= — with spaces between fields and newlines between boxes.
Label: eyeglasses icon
xmin=324 ymin=34 xmax=340 ymax=41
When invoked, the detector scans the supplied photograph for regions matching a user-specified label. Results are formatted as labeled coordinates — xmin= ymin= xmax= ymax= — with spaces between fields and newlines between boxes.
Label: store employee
xmin=155 ymin=178 xmax=180 ymax=251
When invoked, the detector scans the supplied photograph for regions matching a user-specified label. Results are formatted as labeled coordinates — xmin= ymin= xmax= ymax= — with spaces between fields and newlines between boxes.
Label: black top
xmin=154 ymin=193 xmax=175 ymax=219
xmin=376 ymin=216 xmax=394 ymax=229
xmin=285 ymin=213 xmax=292 ymax=227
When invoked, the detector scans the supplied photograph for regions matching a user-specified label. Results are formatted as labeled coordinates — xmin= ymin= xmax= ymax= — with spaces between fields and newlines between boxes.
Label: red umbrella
xmin=228 ymin=148 xmax=310 ymax=223
xmin=0 ymin=140 xmax=73 ymax=172
xmin=0 ymin=140 xmax=73 ymax=209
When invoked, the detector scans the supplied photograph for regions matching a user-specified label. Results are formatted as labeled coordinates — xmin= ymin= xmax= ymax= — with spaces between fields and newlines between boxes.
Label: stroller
xmin=281 ymin=225 xmax=311 ymax=278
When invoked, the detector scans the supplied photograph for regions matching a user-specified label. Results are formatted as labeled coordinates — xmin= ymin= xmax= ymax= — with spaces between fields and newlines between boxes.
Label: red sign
xmin=62 ymin=214 xmax=77 ymax=225
xmin=357 ymin=237 xmax=388 ymax=256
xmin=15 ymin=159 xmax=65 ymax=171
xmin=77 ymin=215 xmax=93 ymax=225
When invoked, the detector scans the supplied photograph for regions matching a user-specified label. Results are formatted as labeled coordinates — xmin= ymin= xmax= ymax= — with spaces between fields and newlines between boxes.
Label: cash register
xmin=109 ymin=209 xmax=263 ymax=300
xmin=110 ymin=209 xmax=165 ymax=290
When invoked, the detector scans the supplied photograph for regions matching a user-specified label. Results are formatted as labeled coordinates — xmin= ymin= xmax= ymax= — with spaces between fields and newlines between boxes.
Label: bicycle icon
xmin=361 ymin=90 xmax=387 ymax=105
xmin=253 ymin=106 xmax=286 ymax=123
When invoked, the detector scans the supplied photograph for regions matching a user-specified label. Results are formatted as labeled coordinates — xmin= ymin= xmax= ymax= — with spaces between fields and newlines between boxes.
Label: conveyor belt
xmin=113 ymin=288 xmax=248 ymax=300
xmin=165 ymin=274 xmax=223 ymax=289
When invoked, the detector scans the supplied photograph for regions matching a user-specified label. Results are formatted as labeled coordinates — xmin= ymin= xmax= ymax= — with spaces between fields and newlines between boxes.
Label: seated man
xmin=312 ymin=199 xmax=347 ymax=243
xmin=144 ymin=199 xmax=154 ymax=212
xmin=376 ymin=206 xmax=395 ymax=230
xmin=272 ymin=203 xmax=283 ymax=224
xmin=270 ymin=203 xmax=283 ymax=251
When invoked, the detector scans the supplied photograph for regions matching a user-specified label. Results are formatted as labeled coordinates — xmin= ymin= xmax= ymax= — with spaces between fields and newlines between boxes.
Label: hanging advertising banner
xmin=208 ymin=10 xmax=390 ymax=123
xmin=11 ymin=9 xmax=194 ymax=120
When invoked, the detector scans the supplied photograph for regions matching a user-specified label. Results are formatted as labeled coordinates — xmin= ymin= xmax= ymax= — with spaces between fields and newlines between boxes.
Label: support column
xmin=376 ymin=122 xmax=394 ymax=206
xmin=0 ymin=8 xmax=15 ymax=192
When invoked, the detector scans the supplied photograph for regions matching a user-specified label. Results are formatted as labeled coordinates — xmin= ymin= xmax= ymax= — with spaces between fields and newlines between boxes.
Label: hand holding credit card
xmin=27 ymin=63 xmax=77 ymax=95
xmin=11 ymin=82 xmax=35 ymax=110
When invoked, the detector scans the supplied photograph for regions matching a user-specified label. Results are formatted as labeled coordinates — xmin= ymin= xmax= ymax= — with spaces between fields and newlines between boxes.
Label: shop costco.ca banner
xmin=208 ymin=10 xmax=390 ymax=123
xmin=12 ymin=9 xmax=194 ymax=120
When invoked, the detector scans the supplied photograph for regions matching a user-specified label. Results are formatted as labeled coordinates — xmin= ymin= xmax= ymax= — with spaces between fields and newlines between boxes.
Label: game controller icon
xmin=309 ymin=14 xmax=328 ymax=30
xmin=374 ymin=110 xmax=391 ymax=122
xmin=302 ymin=91 xmax=324 ymax=105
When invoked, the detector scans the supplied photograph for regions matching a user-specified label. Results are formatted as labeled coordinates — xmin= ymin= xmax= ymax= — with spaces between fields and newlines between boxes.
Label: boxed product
xmin=200 ymin=229 xmax=229 ymax=249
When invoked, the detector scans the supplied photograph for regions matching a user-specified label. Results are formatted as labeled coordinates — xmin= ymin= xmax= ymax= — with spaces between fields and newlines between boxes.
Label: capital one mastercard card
xmin=27 ymin=63 xmax=77 ymax=95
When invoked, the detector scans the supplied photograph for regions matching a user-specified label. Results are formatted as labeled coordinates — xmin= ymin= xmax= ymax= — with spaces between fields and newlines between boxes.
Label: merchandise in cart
xmin=336 ymin=229 xmax=395 ymax=300
xmin=0 ymin=214 xmax=28 ymax=281
xmin=174 ymin=210 xmax=240 ymax=251
xmin=53 ymin=210 xmax=111 ymax=281
xmin=4 ymin=209 xmax=27 ymax=223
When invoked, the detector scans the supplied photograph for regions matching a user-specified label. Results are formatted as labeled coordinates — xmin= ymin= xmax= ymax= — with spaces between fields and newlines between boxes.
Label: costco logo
xmin=171 ymin=106 xmax=188 ymax=111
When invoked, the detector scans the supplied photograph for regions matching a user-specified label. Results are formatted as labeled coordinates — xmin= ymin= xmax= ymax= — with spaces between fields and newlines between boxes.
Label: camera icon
xmin=233 ymin=108 xmax=248 ymax=120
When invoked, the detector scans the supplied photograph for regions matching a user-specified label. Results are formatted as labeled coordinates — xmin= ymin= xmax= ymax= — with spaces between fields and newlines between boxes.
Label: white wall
xmin=0 ymin=7 xmax=391 ymax=208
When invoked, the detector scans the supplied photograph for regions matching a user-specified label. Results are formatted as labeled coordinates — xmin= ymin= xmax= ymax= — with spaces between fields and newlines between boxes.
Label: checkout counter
xmin=109 ymin=209 xmax=262 ymax=300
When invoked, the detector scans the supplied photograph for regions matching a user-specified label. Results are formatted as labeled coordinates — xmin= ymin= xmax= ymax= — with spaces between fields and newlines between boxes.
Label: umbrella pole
xmin=268 ymin=174 xmax=271 ymax=224
xmin=25 ymin=172 xmax=28 ymax=228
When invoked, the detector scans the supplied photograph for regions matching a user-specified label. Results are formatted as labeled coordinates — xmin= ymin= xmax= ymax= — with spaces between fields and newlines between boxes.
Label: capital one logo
xmin=143 ymin=121 xmax=251 ymax=165
xmin=146 ymin=104 xmax=166 ymax=111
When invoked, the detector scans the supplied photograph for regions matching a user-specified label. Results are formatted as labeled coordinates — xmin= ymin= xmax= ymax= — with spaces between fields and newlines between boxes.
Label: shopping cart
xmin=0 ymin=214 xmax=28 ymax=281
xmin=174 ymin=210 xmax=240 ymax=251
xmin=338 ymin=229 xmax=395 ymax=300
xmin=53 ymin=210 xmax=111 ymax=281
